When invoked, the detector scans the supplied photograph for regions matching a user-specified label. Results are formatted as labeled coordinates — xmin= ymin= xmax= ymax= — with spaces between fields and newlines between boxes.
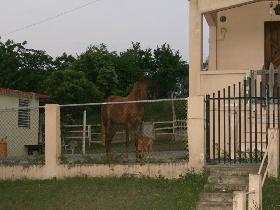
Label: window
xmin=18 ymin=99 xmax=30 ymax=128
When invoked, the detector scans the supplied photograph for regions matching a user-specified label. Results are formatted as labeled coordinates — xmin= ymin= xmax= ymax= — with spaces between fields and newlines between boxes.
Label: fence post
xmin=188 ymin=96 xmax=206 ymax=171
xmin=82 ymin=110 xmax=87 ymax=155
xmin=88 ymin=125 xmax=92 ymax=146
xmin=233 ymin=191 xmax=246 ymax=210
xmin=45 ymin=104 xmax=61 ymax=176
xmin=269 ymin=62 xmax=274 ymax=97
xmin=171 ymin=93 xmax=177 ymax=141
xmin=248 ymin=174 xmax=262 ymax=210
xmin=268 ymin=128 xmax=279 ymax=178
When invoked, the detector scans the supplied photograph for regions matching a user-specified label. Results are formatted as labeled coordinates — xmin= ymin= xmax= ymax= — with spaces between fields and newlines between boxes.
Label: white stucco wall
xmin=216 ymin=1 xmax=280 ymax=70
xmin=0 ymin=94 xmax=40 ymax=157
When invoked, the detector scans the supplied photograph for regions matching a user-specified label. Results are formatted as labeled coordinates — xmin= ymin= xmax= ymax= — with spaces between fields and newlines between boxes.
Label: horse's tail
xmin=101 ymin=121 xmax=106 ymax=146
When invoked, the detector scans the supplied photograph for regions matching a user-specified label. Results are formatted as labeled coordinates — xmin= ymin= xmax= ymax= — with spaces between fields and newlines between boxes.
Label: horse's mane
xmin=128 ymin=80 xmax=148 ymax=100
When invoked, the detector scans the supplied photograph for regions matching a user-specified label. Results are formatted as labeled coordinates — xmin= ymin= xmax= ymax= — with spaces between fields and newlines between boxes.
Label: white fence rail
xmin=63 ymin=120 xmax=187 ymax=142
xmin=153 ymin=120 xmax=187 ymax=138
xmin=62 ymin=119 xmax=187 ymax=154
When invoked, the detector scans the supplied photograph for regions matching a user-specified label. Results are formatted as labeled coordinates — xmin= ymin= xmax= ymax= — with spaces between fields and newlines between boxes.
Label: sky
xmin=0 ymin=0 xmax=209 ymax=61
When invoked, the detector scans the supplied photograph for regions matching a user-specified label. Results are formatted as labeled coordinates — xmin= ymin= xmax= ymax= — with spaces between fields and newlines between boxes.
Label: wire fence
xmin=0 ymin=107 xmax=45 ymax=165
xmin=60 ymin=98 xmax=188 ymax=164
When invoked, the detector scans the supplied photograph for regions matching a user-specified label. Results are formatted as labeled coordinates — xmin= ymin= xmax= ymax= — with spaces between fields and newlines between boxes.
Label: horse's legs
xmin=150 ymin=142 xmax=153 ymax=157
xmin=105 ymin=130 xmax=110 ymax=155
xmin=134 ymin=124 xmax=142 ymax=158
xmin=109 ymin=126 xmax=116 ymax=155
xmin=105 ymin=123 xmax=113 ymax=156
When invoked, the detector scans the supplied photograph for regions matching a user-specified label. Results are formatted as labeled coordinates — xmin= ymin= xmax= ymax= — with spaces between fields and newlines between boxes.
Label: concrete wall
xmin=0 ymin=104 xmax=193 ymax=180
xmin=200 ymin=70 xmax=249 ymax=95
xmin=0 ymin=94 xmax=40 ymax=157
xmin=0 ymin=162 xmax=190 ymax=180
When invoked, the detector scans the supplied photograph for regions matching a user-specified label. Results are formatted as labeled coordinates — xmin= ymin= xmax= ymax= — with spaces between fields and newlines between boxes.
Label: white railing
xmin=63 ymin=124 xmax=92 ymax=141
xmin=153 ymin=120 xmax=187 ymax=137
xmin=63 ymin=119 xmax=187 ymax=146
xmin=63 ymin=124 xmax=129 ymax=146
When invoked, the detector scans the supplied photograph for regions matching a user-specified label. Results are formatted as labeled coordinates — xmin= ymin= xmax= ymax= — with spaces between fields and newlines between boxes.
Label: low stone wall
xmin=0 ymin=101 xmax=202 ymax=180
xmin=0 ymin=161 xmax=189 ymax=180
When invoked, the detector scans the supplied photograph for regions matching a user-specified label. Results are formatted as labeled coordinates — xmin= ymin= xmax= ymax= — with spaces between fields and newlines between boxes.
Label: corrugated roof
xmin=0 ymin=88 xmax=49 ymax=99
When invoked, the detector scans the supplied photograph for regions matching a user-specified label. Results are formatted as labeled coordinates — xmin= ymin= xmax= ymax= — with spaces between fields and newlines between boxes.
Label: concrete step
xmin=208 ymin=175 xmax=248 ymax=185
xmin=204 ymin=183 xmax=248 ymax=192
xmin=206 ymin=164 xmax=259 ymax=176
xmin=199 ymin=192 xmax=233 ymax=203
xmin=196 ymin=201 xmax=233 ymax=210
xmin=198 ymin=165 xmax=259 ymax=209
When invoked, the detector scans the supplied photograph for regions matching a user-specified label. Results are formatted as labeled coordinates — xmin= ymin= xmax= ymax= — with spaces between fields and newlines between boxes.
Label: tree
xmin=72 ymin=44 xmax=117 ymax=84
xmin=44 ymin=70 xmax=103 ymax=104
xmin=147 ymin=44 xmax=188 ymax=98
xmin=0 ymin=40 xmax=22 ymax=88
xmin=97 ymin=65 xmax=119 ymax=97
xmin=53 ymin=53 xmax=76 ymax=70
xmin=0 ymin=39 xmax=54 ymax=92
xmin=116 ymin=42 xmax=152 ymax=95
xmin=0 ymin=39 xmax=189 ymax=103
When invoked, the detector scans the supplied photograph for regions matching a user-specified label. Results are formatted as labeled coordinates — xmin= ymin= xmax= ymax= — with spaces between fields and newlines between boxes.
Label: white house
xmin=0 ymin=88 xmax=49 ymax=157
xmin=189 ymin=0 xmax=280 ymax=96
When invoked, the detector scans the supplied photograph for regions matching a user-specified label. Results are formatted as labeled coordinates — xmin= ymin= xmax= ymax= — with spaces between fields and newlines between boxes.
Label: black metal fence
xmin=205 ymin=77 xmax=280 ymax=164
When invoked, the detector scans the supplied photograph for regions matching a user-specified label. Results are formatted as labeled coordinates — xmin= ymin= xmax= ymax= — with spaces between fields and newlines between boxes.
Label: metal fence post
xmin=82 ymin=110 xmax=87 ymax=155
xmin=205 ymin=95 xmax=210 ymax=162
xmin=88 ymin=125 xmax=92 ymax=146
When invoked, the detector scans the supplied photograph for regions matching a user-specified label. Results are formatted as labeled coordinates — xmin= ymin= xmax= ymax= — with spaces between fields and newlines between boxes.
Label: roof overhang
xmin=0 ymin=88 xmax=49 ymax=99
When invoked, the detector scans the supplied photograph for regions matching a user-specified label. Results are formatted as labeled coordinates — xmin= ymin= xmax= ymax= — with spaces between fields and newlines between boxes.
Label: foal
xmin=137 ymin=136 xmax=154 ymax=159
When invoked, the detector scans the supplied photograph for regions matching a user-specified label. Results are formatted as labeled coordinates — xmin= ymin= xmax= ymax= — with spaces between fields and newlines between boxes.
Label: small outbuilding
xmin=0 ymin=88 xmax=49 ymax=157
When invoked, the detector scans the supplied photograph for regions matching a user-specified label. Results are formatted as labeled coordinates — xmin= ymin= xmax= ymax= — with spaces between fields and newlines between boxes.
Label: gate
xmin=205 ymin=66 xmax=280 ymax=164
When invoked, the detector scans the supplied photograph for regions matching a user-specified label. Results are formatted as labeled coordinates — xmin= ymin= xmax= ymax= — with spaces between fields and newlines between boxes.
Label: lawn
xmin=0 ymin=173 xmax=206 ymax=210
xmin=263 ymin=177 xmax=280 ymax=210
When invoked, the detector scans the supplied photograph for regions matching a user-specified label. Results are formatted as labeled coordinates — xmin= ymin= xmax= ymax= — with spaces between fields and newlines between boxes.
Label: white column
xmin=189 ymin=0 xmax=203 ymax=96
xmin=268 ymin=128 xmax=279 ymax=178
xmin=188 ymin=96 xmax=205 ymax=171
xmin=45 ymin=104 xmax=61 ymax=174
xmin=233 ymin=191 xmax=246 ymax=210
xmin=248 ymin=174 xmax=262 ymax=210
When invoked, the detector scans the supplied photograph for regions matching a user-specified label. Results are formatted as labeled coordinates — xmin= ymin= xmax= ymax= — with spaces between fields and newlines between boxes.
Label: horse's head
xmin=133 ymin=80 xmax=148 ymax=100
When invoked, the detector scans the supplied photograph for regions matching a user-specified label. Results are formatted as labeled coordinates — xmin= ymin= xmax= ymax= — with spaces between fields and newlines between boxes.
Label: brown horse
xmin=101 ymin=80 xmax=148 ymax=158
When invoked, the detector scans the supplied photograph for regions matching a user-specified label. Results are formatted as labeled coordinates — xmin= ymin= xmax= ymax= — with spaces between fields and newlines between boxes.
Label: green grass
xmin=263 ymin=177 xmax=280 ymax=210
xmin=0 ymin=173 xmax=206 ymax=210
